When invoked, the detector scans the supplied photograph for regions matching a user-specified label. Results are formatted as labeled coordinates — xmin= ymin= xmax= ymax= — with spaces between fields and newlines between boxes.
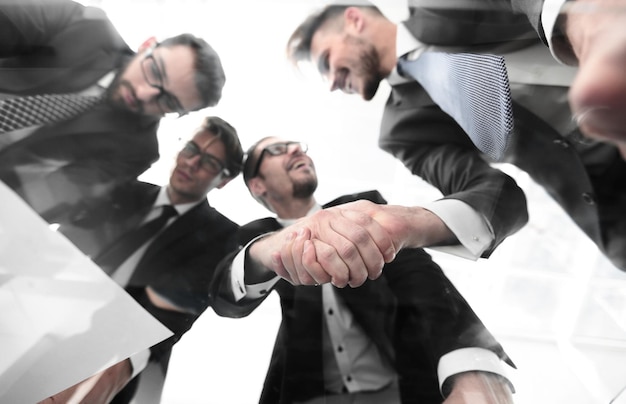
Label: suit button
xmin=553 ymin=139 xmax=570 ymax=148
xmin=582 ymin=192 xmax=596 ymax=205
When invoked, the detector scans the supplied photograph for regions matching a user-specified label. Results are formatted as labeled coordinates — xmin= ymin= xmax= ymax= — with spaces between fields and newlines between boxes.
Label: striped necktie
xmin=0 ymin=93 xmax=104 ymax=134
xmin=397 ymin=52 xmax=514 ymax=161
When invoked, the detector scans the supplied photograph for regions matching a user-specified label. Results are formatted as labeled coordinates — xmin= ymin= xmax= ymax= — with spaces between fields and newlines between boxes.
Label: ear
xmin=138 ymin=36 xmax=158 ymax=53
xmin=344 ymin=7 xmax=366 ymax=34
xmin=247 ymin=177 xmax=266 ymax=198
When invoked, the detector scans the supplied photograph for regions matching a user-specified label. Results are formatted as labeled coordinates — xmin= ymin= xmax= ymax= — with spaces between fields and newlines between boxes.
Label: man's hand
xmin=443 ymin=372 xmax=514 ymax=404
xmin=37 ymin=359 xmax=132 ymax=404
xmin=565 ymin=0 xmax=626 ymax=156
xmin=251 ymin=206 xmax=396 ymax=287
xmin=255 ymin=201 xmax=455 ymax=287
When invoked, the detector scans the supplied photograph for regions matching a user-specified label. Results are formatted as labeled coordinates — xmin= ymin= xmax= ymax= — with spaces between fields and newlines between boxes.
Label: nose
xmin=136 ymin=83 xmax=162 ymax=102
xmin=288 ymin=143 xmax=305 ymax=155
xmin=180 ymin=152 xmax=201 ymax=170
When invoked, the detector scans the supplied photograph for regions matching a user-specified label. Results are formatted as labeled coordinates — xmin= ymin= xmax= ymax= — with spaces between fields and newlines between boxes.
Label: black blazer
xmin=0 ymin=0 xmax=160 ymax=219
xmin=380 ymin=7 xmax=626 ymax=270
xmin=60 ymin=181 xmax=239 ymax=366
xmin=210 ymin=191 xmax=513 ymax=404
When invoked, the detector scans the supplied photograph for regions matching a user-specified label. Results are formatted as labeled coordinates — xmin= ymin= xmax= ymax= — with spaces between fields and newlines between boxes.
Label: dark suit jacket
xmin=0 ymin=0 xmax=160 ymax=220
xmin=380 ymin=6 xmax=626 ymax=270
xmin=210 ymin=191 xmax=513 ymax=404
xmin=59 ymin=181 xmax=239 ymax=395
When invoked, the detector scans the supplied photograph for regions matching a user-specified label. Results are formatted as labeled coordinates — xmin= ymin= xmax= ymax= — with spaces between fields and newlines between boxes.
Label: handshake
xmin=248 ymin=200 xmax=455 ymax=287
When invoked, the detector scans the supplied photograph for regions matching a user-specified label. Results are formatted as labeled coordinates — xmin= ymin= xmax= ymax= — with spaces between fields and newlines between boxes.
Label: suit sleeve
xmin=380 ymin=248 xmax=514 ymax=396
xmin=0 ymin=0 xmax=85 ymax=56
xmin=209 ymin=218 xmax=283 ymax=318
xmin=379 ymin=82 xmax=528 ymax=256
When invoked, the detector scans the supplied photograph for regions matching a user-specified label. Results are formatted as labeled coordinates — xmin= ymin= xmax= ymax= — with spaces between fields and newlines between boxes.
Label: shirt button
xmin=346 ymin=376 xmax=352 ymax=382
xmin=259 ymin=289 xmax=267 ymax=295
xmin=328 ymin=308 xmax=334 ymax=315
xmin=337 ymin=345 xmax=343 ymax=353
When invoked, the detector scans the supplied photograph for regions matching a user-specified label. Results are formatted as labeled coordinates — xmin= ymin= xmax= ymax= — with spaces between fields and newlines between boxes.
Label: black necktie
xmin=95 ymin=205 xmax=178 ymax=274
xmin=0 ymin=93 xmax=104 ymax=134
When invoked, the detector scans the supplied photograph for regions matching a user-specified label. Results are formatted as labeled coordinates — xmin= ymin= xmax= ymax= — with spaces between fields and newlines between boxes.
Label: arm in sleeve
xmin=382 ymin=248 xmax=515 ymax=396
xmin=0 ymin=0 xmax=85 ymax=55
xmin=378 ymin=82 xmax=528 ymax=257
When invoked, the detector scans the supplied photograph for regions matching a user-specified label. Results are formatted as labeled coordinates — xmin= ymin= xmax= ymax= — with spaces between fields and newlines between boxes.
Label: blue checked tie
xmin=398 ymin=52 xmax=514 ymax=161
xmin=0 ymin=93 xmax=104 ymax=134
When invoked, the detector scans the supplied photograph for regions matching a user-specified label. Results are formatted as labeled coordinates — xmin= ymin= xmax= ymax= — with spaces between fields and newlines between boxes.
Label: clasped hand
xmin=262 ymin=201 xmax=398 ymax=287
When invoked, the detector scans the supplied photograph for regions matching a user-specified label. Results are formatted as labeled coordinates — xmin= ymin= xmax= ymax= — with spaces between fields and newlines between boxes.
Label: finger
xmin=340 ymin=207 xmax=396 ymax=263
xmin=289 ymin=228 xmax=317 ymax=285
xmin=310 ymin=239 xmax=358 ymax=288
xmin=270 ymin=252 xmax=294 ymax=284
xmin=299 ymin=239 xmax=334 ymax=285
xmin=327 ymin=210 xmax=388 ymax=280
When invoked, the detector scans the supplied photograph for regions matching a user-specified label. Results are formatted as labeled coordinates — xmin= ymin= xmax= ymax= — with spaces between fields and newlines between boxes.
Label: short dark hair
xmin=242 ymin=136 xmax=273 ymax=185
xmin=201 ymin=116 xmax=243 ymax=178
xmin=160 ymin=33 xmax=226 ymax=109
xmin=286 ymin=4 xmax=381 ymax=67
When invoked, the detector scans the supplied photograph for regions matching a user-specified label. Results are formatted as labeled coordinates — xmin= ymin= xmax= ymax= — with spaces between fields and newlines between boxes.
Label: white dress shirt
xmin=230 ymin=203 xmax=512 ymax=395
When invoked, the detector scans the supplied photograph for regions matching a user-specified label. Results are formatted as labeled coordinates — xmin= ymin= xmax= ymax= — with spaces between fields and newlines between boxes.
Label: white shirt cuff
xmin=231 ymin=235 xmax=280 ymax=302
xmin=128 ymin=349 xmax=150 ymax=379
xmin=438 ymin=347 xmax=514 ymax=394
xmin=542 ymin=0 xmax=573 ymax=64
xmin=423 ymin=199 xmax=494 ymax=259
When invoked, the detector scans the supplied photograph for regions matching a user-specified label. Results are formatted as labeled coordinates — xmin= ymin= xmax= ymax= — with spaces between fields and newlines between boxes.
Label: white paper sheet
xmin=0 ymin=182 xmax=173 ymax=403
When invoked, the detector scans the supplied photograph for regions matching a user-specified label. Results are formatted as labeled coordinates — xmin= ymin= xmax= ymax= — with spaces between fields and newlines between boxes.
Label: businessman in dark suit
xmin=0 ymin=0 xmax=226 ymax=221
xmin=41 ymin=116 xmax=243 ymax=404
xmin=210 ymin=136 xmax=516 ymax=404
xmin=271 ymin=2 xmax=626 ymax=287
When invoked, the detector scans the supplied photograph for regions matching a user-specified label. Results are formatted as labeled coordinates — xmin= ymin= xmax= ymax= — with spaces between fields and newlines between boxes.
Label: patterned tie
xmin=0 ymin=93 xmax=104 ymax=134
xmin=397 ymin=52 xmax=514 ymax=161
xmin=94 ymin=205 xmax=178 ymax=274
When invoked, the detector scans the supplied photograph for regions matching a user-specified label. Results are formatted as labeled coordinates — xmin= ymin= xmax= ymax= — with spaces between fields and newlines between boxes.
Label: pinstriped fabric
xmin=0 ymin=93 xmax=104 ymax=133
xmin=398 ymin=52 xmax=514 ymax=161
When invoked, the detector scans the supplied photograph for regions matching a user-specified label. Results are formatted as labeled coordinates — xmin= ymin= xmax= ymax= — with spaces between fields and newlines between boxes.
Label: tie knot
xmin=160 ymin=204 xmax=178 ymax=219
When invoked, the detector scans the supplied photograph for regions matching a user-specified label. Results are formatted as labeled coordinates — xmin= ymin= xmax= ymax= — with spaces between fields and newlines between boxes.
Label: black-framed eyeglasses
xmin=247 ymin=141 xmax=308 ymax=180
xmin=179 ymin=141 xmax=229 ymax=176
xmin=141 ymin=46 xmax=187 ymax=117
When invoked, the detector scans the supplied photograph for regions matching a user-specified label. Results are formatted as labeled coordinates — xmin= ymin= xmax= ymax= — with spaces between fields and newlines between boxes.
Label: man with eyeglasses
xmin=0 ymin=0 xmax=226 ymax=223
xmin=41 ymin=116 xmax=242 ymax=404
xmin=209 ymin=136 xmax=516 ymax=404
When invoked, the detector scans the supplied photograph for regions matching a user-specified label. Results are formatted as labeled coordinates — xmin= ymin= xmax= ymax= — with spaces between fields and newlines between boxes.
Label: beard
xmin=347 ymin=36 xmax=385 ymax=100
xmin=105 ymin=60 xmax=144 ymax=114
xmin=292 ymin=176 xmax=317 ymax=199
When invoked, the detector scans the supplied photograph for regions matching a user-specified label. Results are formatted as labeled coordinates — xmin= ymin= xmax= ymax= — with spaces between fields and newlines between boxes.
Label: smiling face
xmin=307 ymin=8 xmax=389 ymax=101
xmin=168 ymin=129 xmax=229 ymax=204
xmin=108 ymin=41 xmax=202 ymax=116
xmin=310 ymin=31 xmax=385 ymax=100
xmin=249 ymin=137 xmax=318 ymax=207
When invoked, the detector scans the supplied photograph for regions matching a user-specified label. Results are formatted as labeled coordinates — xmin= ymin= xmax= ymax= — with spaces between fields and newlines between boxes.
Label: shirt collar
xmin=156 ymin=186 xmax=203 ymax=216
xmin=276 ymin=203 xmax=322 ymax=227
